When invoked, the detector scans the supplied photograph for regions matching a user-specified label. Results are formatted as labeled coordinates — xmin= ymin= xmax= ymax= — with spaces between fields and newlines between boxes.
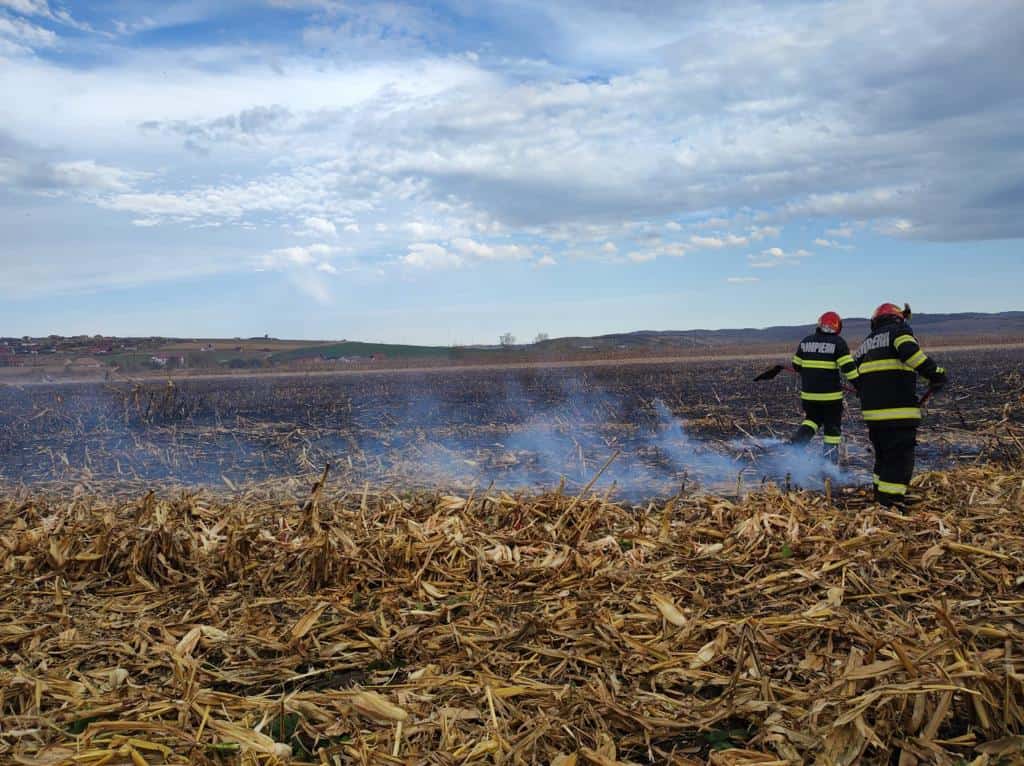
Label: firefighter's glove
xmin=930 ymin=367 xmax=948 ymax=392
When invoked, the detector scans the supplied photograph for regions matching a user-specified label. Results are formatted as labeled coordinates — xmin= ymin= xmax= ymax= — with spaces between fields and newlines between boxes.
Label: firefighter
xmin=790 ymin=311 xmax=860 ymax=461
xmin=854 ymin=303 xmax=947 ymax=506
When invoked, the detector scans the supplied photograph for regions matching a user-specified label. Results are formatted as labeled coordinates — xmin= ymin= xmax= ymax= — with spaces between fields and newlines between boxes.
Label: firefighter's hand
xmin=930 ymin=367 xmax=948 ymax=391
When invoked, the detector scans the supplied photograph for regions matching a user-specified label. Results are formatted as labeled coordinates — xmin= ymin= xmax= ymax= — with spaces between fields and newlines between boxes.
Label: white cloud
xmin=750 ymin=225 xmax=780 ymax=240
xmin=877 ymin=218 xmax=916 ymax=235
xmin=316 ymin=262 xmax=339 ymax=274
xmin=601 ymin=241 xmax=618 ymax=253
xmin=0 ymin=15 xmax=56 ymax=51
xmin=727 ymin=277 xmax=760 ymax=284
xmin=53 ymin=160 xmax=139 ymax=191
xmin=303 ymin=216 xmax=337 ymax=237
xmin=0 ymin=0 xmax=52 ymax=15
xmin=401 ymin=243 xmax=463 ymax=269
xmin=748 ymin=246 xmax=813 ymax=269
xmin=402 ymin=221 xmax=445 ymax=239
xmin=344 ymin=222 xmax=360 ymax=233
xmin=1 ymin=0 xmax=1023 ymax=305
xmin=1 ymin=157 xmax=144 ymax=193
xmin=690 ymin=234 xmax=748 ymax=249
xmin=689 ymin=235 xmax=724 ymax=249
xmin=451 ymin=237 xmax=531 ymax=261
xmin=265 ymin=242 xmax=336 ymax=267
xmin=536 ymin=255 xmax=557 ymax=267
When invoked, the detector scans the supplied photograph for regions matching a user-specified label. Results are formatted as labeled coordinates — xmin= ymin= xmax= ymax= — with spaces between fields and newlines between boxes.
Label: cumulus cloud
xmin=302 ymin=216 xmax=337 ymax=237
xmin=451 ymin=237 xmax=531 ymax=261
xmin=601 ymin=241 xmax=617 ymax=253
xmin=0 ymin=15 xmax=56 ymax=52
xmin=402 ymin=221 xmax=445 ymax=239
xmin=690 ymin=234 xmax=748 ymax=249
xmin=0 ymin=0 xmax=52 ymax=15
xmin=536 ymin=255 xmax=557 ymax=267
xmin=401 ymin=243 xmax=463 ymax=269
xmin=265 ymin=243 xmax=336 ymax=267
xmin=750 ymin=225 xmax=780 ymax=240
xmin=747 ymin=247 xmax=813 ymax=269
xmin=1 ymin=157 xmax=143 ymax=192
xmin=1 ymin=0 xmax=1023 ymax=302
xmin=727 ymin=277 xmax=760 ymax=284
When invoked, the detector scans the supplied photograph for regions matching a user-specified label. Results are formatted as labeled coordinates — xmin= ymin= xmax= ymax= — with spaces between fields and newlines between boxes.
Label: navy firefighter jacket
xmin=853 ymin=317 xmax=946 ymax=426
xmin=791 ymin=330 xmax=860 ymax=402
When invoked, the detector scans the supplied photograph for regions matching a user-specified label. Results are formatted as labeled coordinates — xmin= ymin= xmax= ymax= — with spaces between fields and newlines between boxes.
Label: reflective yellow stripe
xmin=798 ymin=360 xmax=838 ymax=370
xmin=791 ymin=355 xmax=802 ymax=366
xmin=823 ymin=435 xmax=841 ymax=445
xmin=837 ymin=355 xmax=855 ymax=367
xmin=800 ymin=391 xmax=844 ymax=401
xmin=906 ymin=350 xmax=927 ymax=368
xmin=863 ymin=407 xmax=921 ymax=421
xmin=801 ymin=419 xmax=819 ymax=431
xmin=893 ymin=334 xmax=916 ymax=349
xmin=876 ymin=479 xmax=908 ymax=495
xmin=872 ymin=473 xmax=880 ymax=485
xmin=858 ymin=359 xmax=914 ymax=374
xmin=844 ymin=369 xmax=860 ymax=380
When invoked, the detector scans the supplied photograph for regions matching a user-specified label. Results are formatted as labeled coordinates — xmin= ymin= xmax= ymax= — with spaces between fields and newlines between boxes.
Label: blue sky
xmin=1 ymin=0 xmax=1022 ymax=344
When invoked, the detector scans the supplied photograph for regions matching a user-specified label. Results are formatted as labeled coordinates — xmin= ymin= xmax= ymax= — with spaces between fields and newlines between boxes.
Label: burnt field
xmin=2 ymin=347 xmax=1022 ymax=498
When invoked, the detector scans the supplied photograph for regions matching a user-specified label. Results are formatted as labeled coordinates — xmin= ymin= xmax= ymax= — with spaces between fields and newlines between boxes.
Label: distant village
xmin=0 ymin=335 xmax=279 ymax=372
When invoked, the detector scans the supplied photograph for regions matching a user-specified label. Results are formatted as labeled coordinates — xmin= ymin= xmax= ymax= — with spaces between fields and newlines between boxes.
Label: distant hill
xmin=8 ymin=313 xmax=1019 ymax=380
xmin=532 ymin=311 xmax=1024 ymax=355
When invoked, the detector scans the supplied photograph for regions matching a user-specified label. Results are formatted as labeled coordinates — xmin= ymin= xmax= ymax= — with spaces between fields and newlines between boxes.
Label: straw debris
xmin=3 ymin=461 xmax=1024 ymax=764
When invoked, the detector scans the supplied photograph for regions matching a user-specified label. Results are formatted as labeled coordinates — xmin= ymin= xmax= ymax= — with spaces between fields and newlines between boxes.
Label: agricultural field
xmin=2 ymin=347 xmax=1024 ymax=765
xmin=1 ymin=348 xmax=1021 ymax=495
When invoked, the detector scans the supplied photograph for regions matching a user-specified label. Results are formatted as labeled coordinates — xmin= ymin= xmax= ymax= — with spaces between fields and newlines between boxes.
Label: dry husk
xmin=2 ymin=464 xmax=1024 ymax=765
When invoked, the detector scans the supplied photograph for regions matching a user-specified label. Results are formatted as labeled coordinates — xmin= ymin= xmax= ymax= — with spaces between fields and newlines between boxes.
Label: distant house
xmin=151 ymin=355 xmax=186 ymax=368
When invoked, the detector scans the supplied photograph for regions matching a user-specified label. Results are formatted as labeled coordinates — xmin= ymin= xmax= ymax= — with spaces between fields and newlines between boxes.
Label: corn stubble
xmin=3 ymin=432 xmax=1024 ymax=764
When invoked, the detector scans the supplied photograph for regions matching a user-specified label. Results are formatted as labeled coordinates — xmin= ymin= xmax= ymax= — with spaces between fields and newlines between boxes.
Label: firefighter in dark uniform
xmin=854 ymin=303 xmax=947 ymax=506
xmin=790 ymin=311 xmax=860 ymax=461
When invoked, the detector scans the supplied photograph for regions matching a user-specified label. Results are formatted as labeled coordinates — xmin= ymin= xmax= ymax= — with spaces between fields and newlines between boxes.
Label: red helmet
xmin=872 ymin=303 xmax=905 ymax=322
xmin=871 ymin=302 xmax=909 ymax=331
xmin=817 ymin=311 xmax=842 ymax=334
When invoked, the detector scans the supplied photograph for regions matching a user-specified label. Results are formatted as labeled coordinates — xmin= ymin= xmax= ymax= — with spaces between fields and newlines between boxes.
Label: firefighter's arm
xmin=894 ymin=333 xmax=947 ymax=388
xmin=835 ymin=339 xmax=861 ymax=390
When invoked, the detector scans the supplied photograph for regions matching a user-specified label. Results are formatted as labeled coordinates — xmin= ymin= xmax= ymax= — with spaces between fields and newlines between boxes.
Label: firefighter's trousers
xmin=791 ymin=400 xmax=843 ymax=460
xmin=867 ymin=424 xmax=917 ymax=506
